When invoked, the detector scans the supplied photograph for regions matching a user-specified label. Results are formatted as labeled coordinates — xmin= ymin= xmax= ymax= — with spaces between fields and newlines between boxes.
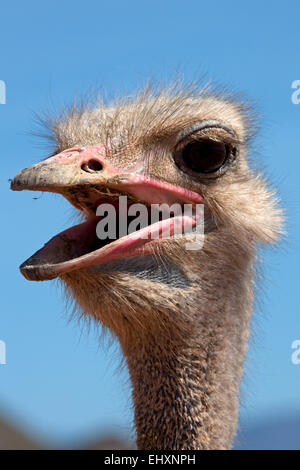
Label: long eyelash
xmin=176 ymin=120 xmax=238 ymax=144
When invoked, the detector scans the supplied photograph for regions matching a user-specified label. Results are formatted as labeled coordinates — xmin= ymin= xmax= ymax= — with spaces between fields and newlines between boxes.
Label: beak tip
xmin=10 ymin=171 xmax=27 ymax=191
xmin=10 ymin=175 xmax=20 ymax=191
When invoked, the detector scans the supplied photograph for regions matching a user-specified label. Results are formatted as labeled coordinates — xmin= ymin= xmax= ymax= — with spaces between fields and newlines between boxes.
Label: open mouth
xmin=11 ymin=146 xmax=204 ymax=281
xmin=12 ymin=178 xmax=204 ymax=282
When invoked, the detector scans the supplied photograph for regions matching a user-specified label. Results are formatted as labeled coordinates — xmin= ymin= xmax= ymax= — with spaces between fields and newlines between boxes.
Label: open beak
xmin=11 ymin=145 xmax=204 ymax=281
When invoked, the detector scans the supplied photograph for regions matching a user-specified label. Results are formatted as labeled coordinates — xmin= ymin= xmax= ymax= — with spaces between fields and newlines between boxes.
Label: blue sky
xmin=0 ymin=0 xmax=299 ymax=446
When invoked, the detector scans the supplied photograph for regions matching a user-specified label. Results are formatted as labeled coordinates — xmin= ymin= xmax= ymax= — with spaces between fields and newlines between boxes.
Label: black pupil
xmin=182 ymin=140 xmax=228 ymax=173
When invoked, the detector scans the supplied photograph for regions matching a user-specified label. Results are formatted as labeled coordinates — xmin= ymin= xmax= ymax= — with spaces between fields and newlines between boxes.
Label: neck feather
xmin=124 ymin=250 xmax=254 ymax=450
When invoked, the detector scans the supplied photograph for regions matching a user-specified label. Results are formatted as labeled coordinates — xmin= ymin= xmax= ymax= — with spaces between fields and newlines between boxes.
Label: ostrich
xmin=11 ymin=84 xmax=282 ymax=450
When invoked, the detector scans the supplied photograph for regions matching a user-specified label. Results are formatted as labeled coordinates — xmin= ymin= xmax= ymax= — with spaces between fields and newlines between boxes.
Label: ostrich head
xmin=11 ymin=84 xmax=283 ymax=450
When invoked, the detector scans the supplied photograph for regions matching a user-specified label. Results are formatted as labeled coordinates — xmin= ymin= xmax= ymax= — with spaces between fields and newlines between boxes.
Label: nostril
xmin=81 ymin=159 xmax=103 ymax=173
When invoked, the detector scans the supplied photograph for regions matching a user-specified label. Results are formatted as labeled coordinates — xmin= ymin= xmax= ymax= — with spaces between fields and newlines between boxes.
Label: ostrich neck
xmin=125 ymin=264 xmax=254 ymax=450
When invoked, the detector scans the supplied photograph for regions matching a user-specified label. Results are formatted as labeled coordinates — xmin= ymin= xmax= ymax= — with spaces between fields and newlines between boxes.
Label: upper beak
xmin=11 ymin=145 xmax=126 ymax=195
xmin=10 ymin=145 xmax=204 ymax=208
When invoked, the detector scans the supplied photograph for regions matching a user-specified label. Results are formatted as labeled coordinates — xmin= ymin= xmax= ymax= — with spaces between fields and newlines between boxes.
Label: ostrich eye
xmin=180 ymin=139 xmax=229 ymax=174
